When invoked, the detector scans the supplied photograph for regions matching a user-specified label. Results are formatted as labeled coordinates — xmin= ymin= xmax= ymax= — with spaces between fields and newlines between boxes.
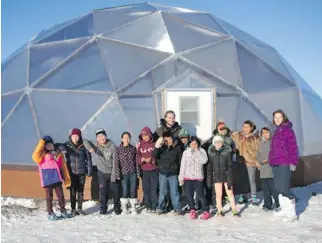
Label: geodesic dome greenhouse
xmin=2 ymin=3 xmax=322 ymax=165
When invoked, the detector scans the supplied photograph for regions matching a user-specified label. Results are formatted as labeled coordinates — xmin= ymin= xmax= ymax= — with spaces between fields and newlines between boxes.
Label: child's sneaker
xmin=232 ymin=210 xmax=240 ymax=217
xmin=216 ymin=211 xmax=224 ymax=217
xmin=61 ymin=211 xmax=71 ymax=219
xmin=48 ymin=212 xmax=59 ymax=221
xmin=156 ymin=209 xmax=164 ymax=215
xmin=274 ymin=207 xmax=281 ymax=212
xmin=200 ymin=211 xmax=211 ymax=220
xmin=262 ymin=206 xmax=272 ymax=212
xmin=238 ymin=195 xmax=247 ymax=204
xmin=250 ymin=195 xmax=260 ymax=206
xmin=173 ymin=210 xmax=181 ymax=216
xmin=71 ymin=209 xmax=79 ymax=217
xmin=77 ymin=209 xmax=86 ymax=215
xmin=189 ymin=209 xmax=197 ymax=219
xmin=151 ymin=209 xmax=156 ymax=214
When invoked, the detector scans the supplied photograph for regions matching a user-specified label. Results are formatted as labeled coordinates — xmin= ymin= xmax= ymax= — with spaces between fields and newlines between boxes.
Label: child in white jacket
xmin=179 ymin=136 xmax=209 ymax=220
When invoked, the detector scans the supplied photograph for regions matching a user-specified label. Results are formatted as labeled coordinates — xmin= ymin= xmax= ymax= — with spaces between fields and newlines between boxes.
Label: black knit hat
xmin=43 ymin=135 xmax=54 ymax=145
xmin=162 ymin=131 xmax=173 ymax=138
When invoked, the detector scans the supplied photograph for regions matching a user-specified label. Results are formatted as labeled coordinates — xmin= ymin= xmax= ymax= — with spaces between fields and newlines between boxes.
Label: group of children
xmin=32 ymin=109 xmax=299 ymax=222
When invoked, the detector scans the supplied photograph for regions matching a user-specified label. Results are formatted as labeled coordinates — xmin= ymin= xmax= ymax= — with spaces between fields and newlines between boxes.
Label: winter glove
xmin=290 ymin=164 xmax=296 ymax=171
xmin=155 ymin=137 xmax=164 ymax=149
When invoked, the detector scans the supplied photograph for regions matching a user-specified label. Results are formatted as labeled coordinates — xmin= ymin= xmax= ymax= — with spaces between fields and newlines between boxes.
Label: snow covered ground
xmin=2 ymin=183 xmax=322 ymax=243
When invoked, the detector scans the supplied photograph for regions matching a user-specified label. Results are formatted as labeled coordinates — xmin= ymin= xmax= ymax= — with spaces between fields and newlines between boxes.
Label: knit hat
xmin=162 ymin=131 xmax=173 ymax=138
xmin=96 ymin=128 xmax=107 ymax=137
xmin=212 ymin=135 xmax=224 ymax=146
xmin=178 ymin=128 xmax=190 ymax=138
xmin=70 ymin=128 xmax=81 ymax=137
xmin=43 ymin=135 xmax=54 ymax=145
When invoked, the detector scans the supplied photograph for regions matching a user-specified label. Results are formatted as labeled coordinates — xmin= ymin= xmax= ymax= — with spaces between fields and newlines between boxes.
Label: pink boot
xmin=200 ymin=211 xmax=210 ymax=220
xmin=189 ymin=209 xmax=197 ymax=219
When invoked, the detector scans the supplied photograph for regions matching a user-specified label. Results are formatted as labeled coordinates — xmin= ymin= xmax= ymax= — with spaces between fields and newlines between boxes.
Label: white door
xmin=163 ymin=89 xmax=215 ymax=141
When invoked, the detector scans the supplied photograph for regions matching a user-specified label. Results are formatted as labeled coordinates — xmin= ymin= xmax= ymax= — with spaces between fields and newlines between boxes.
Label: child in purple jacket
xmin=269 ymin=109 xmax=299 ymax=221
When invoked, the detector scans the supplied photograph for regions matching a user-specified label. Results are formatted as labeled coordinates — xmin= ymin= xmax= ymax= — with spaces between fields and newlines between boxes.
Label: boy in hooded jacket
xmin=57 ymin=128 xmax=92 ymax=216
xmin=32 ymin=136 xmax=71 ymax=220
xmin=153 ymin=131 xmax=182 ymax=215
xmin=137 ymin=127 xmax=159 ymax=213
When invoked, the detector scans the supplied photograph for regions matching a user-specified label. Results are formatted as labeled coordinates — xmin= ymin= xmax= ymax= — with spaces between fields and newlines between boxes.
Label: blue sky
xmin=2 ymin=0 xmax=322 ymax=96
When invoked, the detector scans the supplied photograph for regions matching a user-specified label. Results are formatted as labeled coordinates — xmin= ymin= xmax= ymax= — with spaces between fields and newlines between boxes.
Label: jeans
xmin=272 ymin=165 xmax=294 ymax=200
xmin=70 ymin=173 xmax=86 ymax=210
xmin=142 ymin=170 xmax=159 ymax=210
xmin=184 ymin=180 xmax=209 ymax=212
xmin=45 ymin=182 xmax=65 ymax=214
xmin=261 ymin=178 xmax=280 ymax=208
xmin=121 ymin=172 xmax=137 ymax=198
xmin=247 ymin=166 xmax=257 ymax=195
xmin=157 ymin=173 xmax=180 ymax=211
xmin=98 ymin=171 xmax=121 ymax=213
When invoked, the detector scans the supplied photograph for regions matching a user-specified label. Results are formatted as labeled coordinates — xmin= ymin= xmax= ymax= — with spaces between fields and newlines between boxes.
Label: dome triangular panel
xmin=1 ymin=91 xmax=24 ymax=122
xmin=35 ymin=43 xmax=114 ymax=91
xmin=162 ymin=13 xmax=225 ymax=52
xmin=97 ymin=37 xmax=171 ymax=90
xmin=104 ymin=12 xmax=174 ymax=53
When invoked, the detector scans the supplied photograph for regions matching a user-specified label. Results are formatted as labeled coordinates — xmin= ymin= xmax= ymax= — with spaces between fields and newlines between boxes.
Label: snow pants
xmin=45 ymin=182 xmax=65 ymax=215
xmin=272 ymin=165 xmax=294 ymax=200
xmin=70 ymin=173 xmax=86 ymax=210
xmin=142 ymin=170 xmax=159 ymax=210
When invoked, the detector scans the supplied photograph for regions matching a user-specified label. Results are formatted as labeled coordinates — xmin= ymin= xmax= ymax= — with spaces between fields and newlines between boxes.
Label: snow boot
xmin=200 ymin=211 xmax=211 ymax=220
xmin=71 ymin=209 xmax=79 ymax=217
xmin=130 ymin=198 xmax=138 ymax=214
xmin=61 ymin=211 xmax=71 ymax=219
xmin=121 ymin=198 xmax=129 ymax=215
xmin=250 ymin=195 xmax=260 ymax=206
xmin=189 ymin=209 xmax=197 ymax=219
xmin=283 ymin=198 xmax=297 ymax=222
xmin=48 ymin=212 xmax=59 ymax=221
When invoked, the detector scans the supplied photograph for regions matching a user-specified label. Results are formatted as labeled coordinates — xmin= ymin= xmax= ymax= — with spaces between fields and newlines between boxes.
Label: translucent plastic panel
xmin=119 ymin=97 xmax=157 ymax=140
xmin=36 ymin=43 xmax=114 ymax=91
xmin=151 ymin=57 xmax=176 ymax=90
xmin=104 ymin=12 xmax=174 ymax=53
xmin=236 ymin=43 xmax=295 ymax=93
xmin=30 ymin=91 xmax=109 ymax=142
xmin=1 ymin=96 xmax=39 ymax=164
xmin=38 ymin=14 xmax=94 ymax=44
xmin=280 ymin=56 xmax=317 ymax=95
xmin=182 ymin=39 xmax=242 ymax=87
xmin=108 ymin=3 xmax=157 ymax=11
xmin=175 ymin=59 xmax=239 ymax=94
xmin=302 ymin=90 xmax=322 ymax=121
xmin=162 ymin=13 xmax=225 ymax=52
xmin=249 ymin=88 xmax=304 ymax=154
xmin=93 ymin=10 xmax=151 ymax=34
xmin=122 ymin=73 xmax=153 ymax=95
xmin=98 ymin=38 xmax=170 ymax=90
xmin=216 ymin=96 xmax=239 ymax=131
xmin=82 ymin=97 xmax=130 ymax=143
xmin=149 ymin=3 xmax=197 ymax=12
xmin=29 ymin=37 xmax=90 ymax=85
xmin=172 ymin=13 xmax=228 ymax=34
xmin=300 ymin=93 xmax=322 ymax=155
xmin=237 ymin=98 xmax=271 ymax=133
xmin=153 ymin=92 xmax=163 ymax=121
xmin=1 ymin=91 xmax=23 ymax=122
xmin=1 ymin=48 xmax=28 ymax=93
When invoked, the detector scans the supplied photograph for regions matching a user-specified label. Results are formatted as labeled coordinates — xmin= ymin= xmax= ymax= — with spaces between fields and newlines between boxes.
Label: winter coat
xmin=32 ymin=139 xmax=71 ymax=188
xmin=269 ymin=121 xmax=299 ymax=166
xmin=58 ymin=140 xmax=92 ymax=176
xmin=231 ymin=131 xmax=260 ymax=167
xmin=256 ymin=139 xmax=274 ymax=179
xmin=153 ymin=141 xmax=182 ymax=175
xmin=207 ymin=145 xmax=233 ymax=187
xmin=137 ymin=127 xmax=158 ymax=172
xmin=83 ymin=139 xmax=117 ymax=182
xmin=115 ymin=144 xmax=140 ymax=179
xmin=154 ymin=119 xmax=182 ymax=141
xmin=179 ymin=147 xmax=208 ymax=181
xmin=202 ymin=127 xmax=235 ymax=152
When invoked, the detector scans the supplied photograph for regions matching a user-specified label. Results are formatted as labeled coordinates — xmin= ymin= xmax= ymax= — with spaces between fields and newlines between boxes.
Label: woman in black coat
xmin=207 ymin=135 xmax=239 ymax=217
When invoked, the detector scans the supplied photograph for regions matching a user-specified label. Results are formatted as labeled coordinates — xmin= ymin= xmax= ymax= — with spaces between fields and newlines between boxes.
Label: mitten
xmin=155 ymin=137 xmax=164 ymax=148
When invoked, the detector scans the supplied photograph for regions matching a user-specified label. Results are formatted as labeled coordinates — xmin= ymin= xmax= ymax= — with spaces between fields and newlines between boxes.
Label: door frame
xmin=162 ymin=88 xmax=217 ymax=136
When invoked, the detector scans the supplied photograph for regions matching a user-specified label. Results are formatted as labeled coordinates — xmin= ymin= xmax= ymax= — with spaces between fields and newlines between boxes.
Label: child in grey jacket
xmin=256 ymin=127 xmax=280 ymax=211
